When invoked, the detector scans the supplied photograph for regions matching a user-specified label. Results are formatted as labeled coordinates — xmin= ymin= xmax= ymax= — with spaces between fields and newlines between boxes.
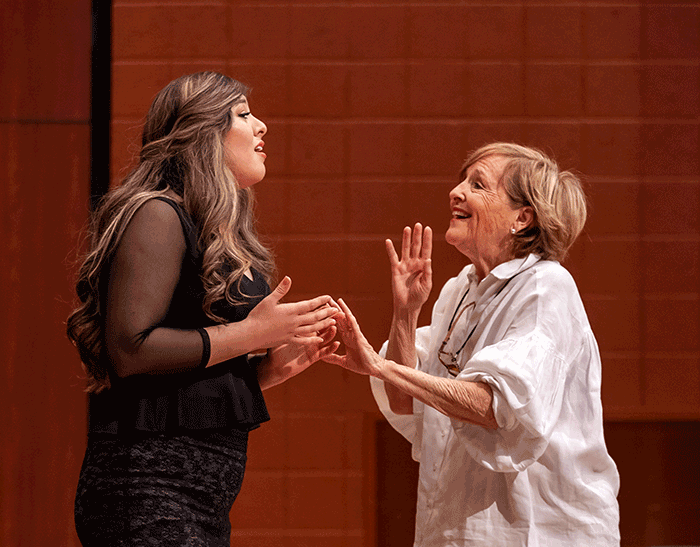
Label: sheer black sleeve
xmin=104 ymin=199 xmax=209 ymax=377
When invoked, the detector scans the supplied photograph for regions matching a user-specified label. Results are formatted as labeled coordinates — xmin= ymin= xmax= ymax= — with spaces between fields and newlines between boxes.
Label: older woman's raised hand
xmin=385 ymin=223 xmax=433 ymax=313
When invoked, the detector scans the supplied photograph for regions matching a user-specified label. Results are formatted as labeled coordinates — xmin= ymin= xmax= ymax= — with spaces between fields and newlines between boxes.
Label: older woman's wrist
xmin=372 ymin=355 xmax=398 ymax=382
xmin=392 ymin=306 xmax=421 ymax=326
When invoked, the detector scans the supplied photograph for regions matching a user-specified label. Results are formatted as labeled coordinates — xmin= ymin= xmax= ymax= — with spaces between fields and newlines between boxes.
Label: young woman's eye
xmin=238 ymin=111 xmax=251 ymax=119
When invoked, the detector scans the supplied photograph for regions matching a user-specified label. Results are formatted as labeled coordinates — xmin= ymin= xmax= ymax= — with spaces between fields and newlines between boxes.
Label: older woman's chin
xmin=444 ymin=232 xmax=469 ymax=256
xmin=444 ymin=227 xmax=458 ymax=246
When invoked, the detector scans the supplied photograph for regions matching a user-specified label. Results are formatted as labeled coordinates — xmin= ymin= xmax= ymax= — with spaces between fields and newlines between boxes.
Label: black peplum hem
xmin=89 ymin=355 xmax=270 ymax=434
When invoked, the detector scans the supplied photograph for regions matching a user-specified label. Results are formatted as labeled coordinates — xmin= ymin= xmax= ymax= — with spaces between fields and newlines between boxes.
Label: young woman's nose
xmin=253 ymin=116 xmax=267 ymax=137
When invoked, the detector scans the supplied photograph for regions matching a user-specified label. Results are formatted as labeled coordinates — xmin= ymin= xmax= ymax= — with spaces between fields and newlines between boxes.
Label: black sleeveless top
xmin=88 ymin=197 xmax=271 ymax=435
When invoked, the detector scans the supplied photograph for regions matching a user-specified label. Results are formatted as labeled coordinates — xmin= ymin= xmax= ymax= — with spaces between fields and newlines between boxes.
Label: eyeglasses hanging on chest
xmin=437 ymin=273 xmax=523 ymax=377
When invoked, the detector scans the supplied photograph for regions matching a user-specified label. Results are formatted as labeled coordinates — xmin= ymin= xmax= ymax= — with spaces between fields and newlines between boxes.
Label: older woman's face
xmin=224 ymin=98 xmax=268 ymax=189
xmin=446 ymin=155 xmax=524 ymax=276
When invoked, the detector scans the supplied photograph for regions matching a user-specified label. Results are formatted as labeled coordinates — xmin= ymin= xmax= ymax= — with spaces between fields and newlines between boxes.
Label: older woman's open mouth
xmin=452 ymin=207 xmax=471 ymax=220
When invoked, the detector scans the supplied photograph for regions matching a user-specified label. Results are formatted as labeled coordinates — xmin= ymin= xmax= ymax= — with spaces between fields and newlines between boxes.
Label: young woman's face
xmin=224 ymin=98 xmax=268 ymax=189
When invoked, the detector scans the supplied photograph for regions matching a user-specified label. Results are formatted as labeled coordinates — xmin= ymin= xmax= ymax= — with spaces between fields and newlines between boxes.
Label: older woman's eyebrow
xmin=468 ymin=169 xmax=486 ymax=184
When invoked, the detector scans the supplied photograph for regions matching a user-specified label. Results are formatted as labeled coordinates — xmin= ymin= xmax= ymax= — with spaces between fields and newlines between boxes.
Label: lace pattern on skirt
xmin=75 ymin=430 xmax=247 ymax=546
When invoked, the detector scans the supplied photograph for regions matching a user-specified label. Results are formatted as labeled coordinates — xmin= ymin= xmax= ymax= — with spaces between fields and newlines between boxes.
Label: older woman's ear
xmin=514 ymin=206 xmax=535 ymax=232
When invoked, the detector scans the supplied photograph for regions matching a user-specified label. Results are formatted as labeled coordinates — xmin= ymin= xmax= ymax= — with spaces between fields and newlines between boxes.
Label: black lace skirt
xmin=74 ymin=429 xmax=248 ymax=547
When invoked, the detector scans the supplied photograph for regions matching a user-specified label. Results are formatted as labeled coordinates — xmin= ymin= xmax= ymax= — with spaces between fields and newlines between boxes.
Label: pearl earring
xmin=510 ymin=227 xmax=516 ymax=235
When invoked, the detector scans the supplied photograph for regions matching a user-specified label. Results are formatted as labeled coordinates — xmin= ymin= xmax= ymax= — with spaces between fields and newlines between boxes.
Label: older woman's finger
xmin=411 ymin=223 xmax=423 ymax=258
xmin=329 ymin=308 xmax=351 ymax=335
xmin=401 ymin=225 xmax=411 ymax=261
xmin=422 ymin=225 xmax=433 ymax=260
xmin=328 ymin=297 xmax=343 ymax=315
xmin=385 ymin=238 xmax=400 ymax=268
xmin=337 ymin=298 xmax=362 ymax=334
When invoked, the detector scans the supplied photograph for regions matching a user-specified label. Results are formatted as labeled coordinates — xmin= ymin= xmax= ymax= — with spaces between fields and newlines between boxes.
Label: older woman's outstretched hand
xmin=386 ymin=223 xmax=433 ymax=313
xmin=322 ymin=299 xmax=384 ymax=377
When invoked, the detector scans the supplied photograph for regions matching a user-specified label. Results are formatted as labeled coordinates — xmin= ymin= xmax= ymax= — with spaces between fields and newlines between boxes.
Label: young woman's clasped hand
xmin=206 ymin=275 xmax=341 ymax=387
xmin=247 ymin=276 xmax=341 ymax=389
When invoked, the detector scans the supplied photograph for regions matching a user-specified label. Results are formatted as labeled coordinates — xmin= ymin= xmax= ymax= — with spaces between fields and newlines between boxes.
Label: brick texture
xmin=1 ymin=2 xmax=92 ymax=546
xmin=111 ymin=1 xmax=700 ymax=544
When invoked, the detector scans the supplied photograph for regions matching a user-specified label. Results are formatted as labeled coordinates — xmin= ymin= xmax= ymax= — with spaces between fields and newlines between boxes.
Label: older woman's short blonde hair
xmin=460 ymin=143 xmax=587 ymax=262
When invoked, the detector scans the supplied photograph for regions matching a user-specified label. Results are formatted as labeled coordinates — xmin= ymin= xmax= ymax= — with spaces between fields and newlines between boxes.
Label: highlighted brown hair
xmin=67 ymin=72 xmax=274 ymax=393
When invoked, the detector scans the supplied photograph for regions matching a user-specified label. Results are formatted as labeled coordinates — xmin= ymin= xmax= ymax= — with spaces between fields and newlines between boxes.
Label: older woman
xmin=326 ymin=143 xmax=620 ymax=546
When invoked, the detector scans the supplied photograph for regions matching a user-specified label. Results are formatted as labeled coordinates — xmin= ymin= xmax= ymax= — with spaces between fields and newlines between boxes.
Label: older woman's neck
xmin=471 ymin=250 xmax=515 ymax=282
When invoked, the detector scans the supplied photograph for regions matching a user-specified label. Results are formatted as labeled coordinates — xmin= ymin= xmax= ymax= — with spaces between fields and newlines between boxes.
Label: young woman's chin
xmin=236 ymin=171 xmax=266 ymax=190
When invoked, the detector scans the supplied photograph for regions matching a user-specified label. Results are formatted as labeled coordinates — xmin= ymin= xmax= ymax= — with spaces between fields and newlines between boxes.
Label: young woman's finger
xmin=267 ymin=276 xmax=292 ymax=304
xmin=322 ymin=353 xmax=345 ymax=366
xmin=318 ymin=341 xmax=341 ymax=358
xmin=293 ymin=334 xmax=325 ymax=345
xmin=295 ymin=317 xmax=337 ymax=335
xmin=292 ymin=294 xmax=334 ymax=314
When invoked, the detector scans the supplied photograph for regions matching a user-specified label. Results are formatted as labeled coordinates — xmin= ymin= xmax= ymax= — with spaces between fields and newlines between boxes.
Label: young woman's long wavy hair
xmin=67 ymin=72 xmax=275 ymax=393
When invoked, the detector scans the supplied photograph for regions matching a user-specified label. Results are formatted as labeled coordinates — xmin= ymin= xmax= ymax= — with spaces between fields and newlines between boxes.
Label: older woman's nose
xmin=449 ymin=181 xmax=468 ymax=201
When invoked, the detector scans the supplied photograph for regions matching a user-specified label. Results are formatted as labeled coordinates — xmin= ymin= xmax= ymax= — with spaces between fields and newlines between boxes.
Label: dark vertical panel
xmin=91 ymin=0 xmax=112 ymax=207
xmin=376 ymin=421 xmax=418 ymax=547
xmin=606 ymin=421 xmax=700 ymax=547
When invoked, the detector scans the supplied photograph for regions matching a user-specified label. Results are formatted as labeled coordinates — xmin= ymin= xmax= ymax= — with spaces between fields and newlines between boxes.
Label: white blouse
xmin=371 ymin=255 xmax=620 ymax=546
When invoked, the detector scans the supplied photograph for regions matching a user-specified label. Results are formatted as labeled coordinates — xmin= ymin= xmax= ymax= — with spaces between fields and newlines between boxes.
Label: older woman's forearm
xmin=377 ymin=359 xmax=498 ymax=429
xmin=384 ymin=310 xmax=420 ymax=414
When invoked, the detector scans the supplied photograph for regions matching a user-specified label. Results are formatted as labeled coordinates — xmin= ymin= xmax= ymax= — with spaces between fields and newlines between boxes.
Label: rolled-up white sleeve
xmin=451 ymin=330 xmax=569 ymax=472
xmin=369 ymin=325 xmax=433 ymax=462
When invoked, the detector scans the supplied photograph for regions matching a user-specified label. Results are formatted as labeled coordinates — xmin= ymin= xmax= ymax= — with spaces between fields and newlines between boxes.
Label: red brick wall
xmin=110 ymin=2 xmax=700 ymax=546
xmin=0 ymin=1 xmax=92 ymax=545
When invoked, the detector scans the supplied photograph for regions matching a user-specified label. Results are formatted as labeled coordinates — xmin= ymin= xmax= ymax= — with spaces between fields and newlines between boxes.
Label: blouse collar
xmin=486 ymin=254 xmax=543 ymax=281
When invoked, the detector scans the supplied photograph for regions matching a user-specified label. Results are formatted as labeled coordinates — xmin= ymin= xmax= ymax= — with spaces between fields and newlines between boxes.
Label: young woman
xmin=67 ymin=72 xmax=339 ymax=546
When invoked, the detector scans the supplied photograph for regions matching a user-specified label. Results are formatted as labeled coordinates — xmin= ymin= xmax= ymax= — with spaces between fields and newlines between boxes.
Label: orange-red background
xmin=2 ymin=1 xmax=699 ymax=546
